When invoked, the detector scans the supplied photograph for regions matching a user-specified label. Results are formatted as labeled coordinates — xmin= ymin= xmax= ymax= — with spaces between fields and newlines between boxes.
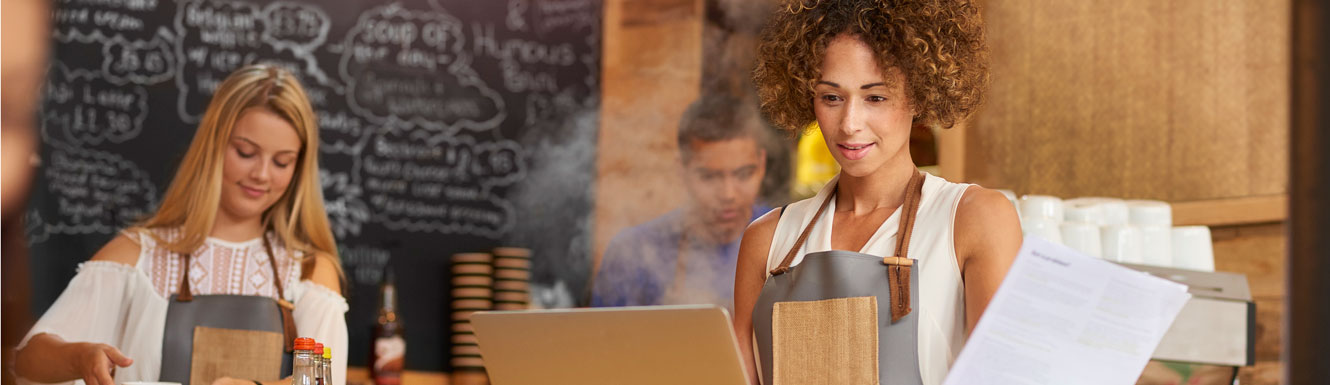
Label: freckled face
xmin=813 ymin=34 xmax=916 ymax=177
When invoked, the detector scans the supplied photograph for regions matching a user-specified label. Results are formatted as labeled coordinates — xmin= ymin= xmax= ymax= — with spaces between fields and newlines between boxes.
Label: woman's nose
xmin=839 ymin=102 xmax=864 ymax=135
xmin=248 ymin=158 xmax=270 ymax=182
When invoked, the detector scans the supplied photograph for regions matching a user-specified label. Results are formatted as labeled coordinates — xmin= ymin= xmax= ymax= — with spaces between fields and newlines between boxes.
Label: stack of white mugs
xmin=1000 ymin=192 xmax=1216 ymax=272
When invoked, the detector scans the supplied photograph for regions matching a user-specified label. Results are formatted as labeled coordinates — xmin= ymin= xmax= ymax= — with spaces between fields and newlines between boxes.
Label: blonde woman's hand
xmin=62 ymin=342 xmax=133 ymax=385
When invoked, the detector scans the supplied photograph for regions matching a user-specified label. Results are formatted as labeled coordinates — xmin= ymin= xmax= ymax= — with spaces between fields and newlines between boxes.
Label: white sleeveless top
xmin=765 ymin=173 xmax=971 ymax=385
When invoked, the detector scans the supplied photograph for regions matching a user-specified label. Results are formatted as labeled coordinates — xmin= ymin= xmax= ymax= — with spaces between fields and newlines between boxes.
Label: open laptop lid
xmin=472 ymin=305 xmax=751 ymax=385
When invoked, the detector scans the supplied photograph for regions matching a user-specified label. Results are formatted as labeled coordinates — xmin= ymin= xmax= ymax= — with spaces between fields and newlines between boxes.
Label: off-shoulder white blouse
xmin=17 ymin=228 xmax=349 ymax=385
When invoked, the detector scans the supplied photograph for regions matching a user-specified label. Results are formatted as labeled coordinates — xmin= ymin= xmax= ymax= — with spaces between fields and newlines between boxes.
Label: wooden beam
xmin=1171 ymin=194 xmax=1288 ymax=227
xmin=1288 ymin=0 xmax=1330 ymax=382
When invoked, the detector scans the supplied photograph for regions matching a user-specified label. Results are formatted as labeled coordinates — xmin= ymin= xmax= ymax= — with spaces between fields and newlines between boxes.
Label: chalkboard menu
xmin=27 ymin=0 xmax=600 ymax=371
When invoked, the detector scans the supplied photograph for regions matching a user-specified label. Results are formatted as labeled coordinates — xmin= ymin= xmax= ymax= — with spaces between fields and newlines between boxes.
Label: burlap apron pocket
xmin=773 ymin=296 xmax=880 ymax=385
xmin=189 ymin=326 xmax=285 ymax=385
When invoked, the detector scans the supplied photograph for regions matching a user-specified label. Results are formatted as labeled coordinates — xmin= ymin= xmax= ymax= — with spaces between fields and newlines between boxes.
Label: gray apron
xmin=753 ymin=170 xmax=926 ymax=385
xmin=159 ymin=236 xmax=297 ymax=382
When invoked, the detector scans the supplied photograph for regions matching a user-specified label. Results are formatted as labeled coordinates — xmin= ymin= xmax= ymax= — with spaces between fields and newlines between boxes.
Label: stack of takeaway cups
xmin=491 ymin=247 xmax=532 ymax=310
xmin=450 ymin=252 xmax=493 ymax=377
xmin=1018 ymin=195 xmax=1063 ymax=244
xmin=1127 ymin=200 xmax=1174 ymax=268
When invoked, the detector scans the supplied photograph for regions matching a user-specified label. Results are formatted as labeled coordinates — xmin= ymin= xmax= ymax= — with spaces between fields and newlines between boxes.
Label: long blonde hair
xmin=139 ymin=64 xmax=341 ymax=279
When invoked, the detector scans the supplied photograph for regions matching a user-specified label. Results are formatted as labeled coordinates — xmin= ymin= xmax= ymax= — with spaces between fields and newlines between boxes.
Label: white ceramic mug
xmin=1138 ymin=225 xmax=1174 ymax=267
xmin=1021 ymin=217 xmax=1063 ymax=244
xmin=1171 ymin=226 xmax=1215 ymax=272
xmin=1098 ymin=200 xmax=1130 ymax=226
xmin=1101 ymin=225 xmax=1144 ymax=264
xmin=1065 ymin=197 xmax=1129 ymax=226
xmin=1063 ymin=201 xmax=1104 ymax=226
xmin=1127 ymin=200 xmax=1173 ymax=227
xmin=1060 ymin=222 xmax=1103 ymax=259
xmin=1020 ymin=195 xmax=1064 ymax=223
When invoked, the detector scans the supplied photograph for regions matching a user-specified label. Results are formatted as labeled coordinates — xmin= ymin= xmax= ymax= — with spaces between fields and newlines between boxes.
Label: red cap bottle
xmin=293 ymin=338 xmax=318 ymax=385
xmin=294 ymin=337 xmax=316 ymax=351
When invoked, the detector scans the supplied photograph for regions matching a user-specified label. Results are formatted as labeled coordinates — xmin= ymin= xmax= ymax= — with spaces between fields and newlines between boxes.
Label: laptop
xmin=471 ymin=305 xmax=751 ymax=385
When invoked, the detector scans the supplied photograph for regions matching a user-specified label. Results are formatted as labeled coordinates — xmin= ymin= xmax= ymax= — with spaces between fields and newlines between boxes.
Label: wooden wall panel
xmin=1116 ymin=1 xmax=1173 ymax=200
xmin=1246 ymin=3 xmax=1292 ymax=196
xmin=970 ymin=0 xmax=1289 ymax=201
xmin=593 ymin=0 xmax=702 ymax=274
xmin=976 ymin=3 xmax=1290 ymax=383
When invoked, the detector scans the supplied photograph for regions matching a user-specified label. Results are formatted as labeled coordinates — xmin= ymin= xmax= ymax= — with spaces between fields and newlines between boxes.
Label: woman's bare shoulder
xmin=954 ymin=185 xmax=1022 ymax=266
xmin=304 ymin=251 xmax=343 ymax=294
xmin=89 ymin=233 xmax=142 ymax=267
xmin=738 ymin=207 xmax=783 ymax=267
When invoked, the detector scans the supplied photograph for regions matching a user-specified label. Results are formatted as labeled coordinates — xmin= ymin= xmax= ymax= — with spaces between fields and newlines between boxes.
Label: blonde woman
xmin=14 ymin=64 xmax=348 ymax=385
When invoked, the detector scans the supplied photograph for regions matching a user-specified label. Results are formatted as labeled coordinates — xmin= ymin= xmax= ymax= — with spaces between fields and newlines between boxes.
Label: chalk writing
xmin=42 ymin=63 xmax=148 ymax=146
xmin=38 ymin=148 xmax=157 ymax=236
xmin=261 ymin=2 xmax=330 ymax=53
xmin=360 ymin=127 xmax=522 ymax=237
xmin=103 ymin=33 xmax=176 ymax=84
xmin=340 ymin=244 xmax=392 ymax=286
xmin=339 ymin=4 xmax=504 ymax=133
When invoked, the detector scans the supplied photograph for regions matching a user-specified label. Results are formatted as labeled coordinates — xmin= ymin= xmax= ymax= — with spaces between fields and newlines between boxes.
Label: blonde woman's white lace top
xmin=16 ymin=227 xmax=349 ymax=385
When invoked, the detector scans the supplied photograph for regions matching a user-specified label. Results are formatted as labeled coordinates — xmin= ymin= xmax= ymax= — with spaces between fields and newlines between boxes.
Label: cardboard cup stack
xmin=450 ymin=252 xmax=493 ymax=375
xmin=448 ymin=247 xmax=534 ymax=382
xmin=491 ymin=247 xmax=532 ymax=311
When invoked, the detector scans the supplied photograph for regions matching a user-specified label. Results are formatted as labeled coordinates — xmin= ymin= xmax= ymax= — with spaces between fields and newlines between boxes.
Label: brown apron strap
xmin=767 ymin=170 xmax=927 ymax=322
xmin=177 ymin=251 xmax=195 ymax=302
xmin=769 ymin=192 xmax=835 ymax=276
xmin=886 ymin=170 xmax=926 ymax=323
xmin=261 ymin=235 xmax=298 ymax=353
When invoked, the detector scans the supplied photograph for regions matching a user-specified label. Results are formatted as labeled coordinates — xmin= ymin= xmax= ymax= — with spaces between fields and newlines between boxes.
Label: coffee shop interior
xmin=4 ymin=0 xmax=1330 ymax=384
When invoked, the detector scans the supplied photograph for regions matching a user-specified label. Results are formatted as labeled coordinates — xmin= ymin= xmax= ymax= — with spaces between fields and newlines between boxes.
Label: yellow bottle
xmin=793 ymin=121 xmax=840 ymax=199
xmin=322 ymin=347 xmax=333 ymax=385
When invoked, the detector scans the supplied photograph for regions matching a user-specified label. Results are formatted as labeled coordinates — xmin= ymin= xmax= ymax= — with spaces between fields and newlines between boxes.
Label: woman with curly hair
xmin=732 ymin=0 xmax=1020 ymax=384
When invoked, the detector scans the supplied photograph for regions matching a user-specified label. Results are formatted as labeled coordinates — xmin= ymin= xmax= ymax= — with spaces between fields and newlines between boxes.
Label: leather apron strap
xmin=769 ymin=170 xmax=926 ymax=323
xmin=261 ymin=235 xmax=299 ymax=353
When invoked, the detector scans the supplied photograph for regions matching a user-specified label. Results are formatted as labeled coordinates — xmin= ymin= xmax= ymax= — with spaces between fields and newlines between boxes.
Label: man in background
xmin=592 ymin=95 xmax=771 ymax=312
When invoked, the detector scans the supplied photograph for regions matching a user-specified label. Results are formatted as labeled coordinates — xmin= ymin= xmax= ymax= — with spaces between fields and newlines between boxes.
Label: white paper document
xmin=943 ymin=236 xmax=1191 ymax=385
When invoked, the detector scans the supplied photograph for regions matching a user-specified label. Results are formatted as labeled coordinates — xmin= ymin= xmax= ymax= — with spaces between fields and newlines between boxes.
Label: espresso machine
xmin=1124 ymin=263 xmax=1254 ymax=384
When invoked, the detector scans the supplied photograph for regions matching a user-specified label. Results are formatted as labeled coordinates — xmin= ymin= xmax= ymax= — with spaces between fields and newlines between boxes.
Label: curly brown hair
xmin=753 ymin=0 xmax=989 ymax=131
